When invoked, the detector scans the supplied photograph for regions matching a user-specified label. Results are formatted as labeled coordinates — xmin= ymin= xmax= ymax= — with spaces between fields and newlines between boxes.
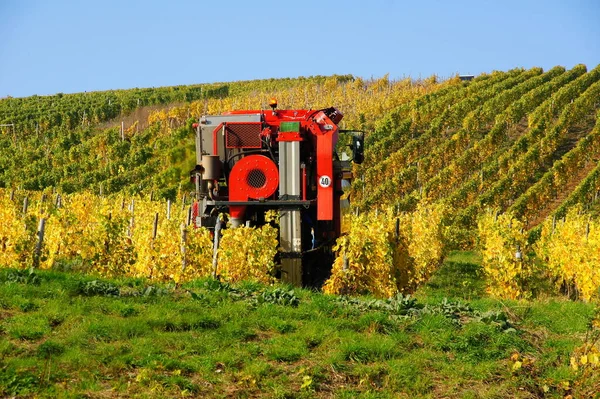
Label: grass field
xmin=1 ymin=252 xmax=598 ymax=398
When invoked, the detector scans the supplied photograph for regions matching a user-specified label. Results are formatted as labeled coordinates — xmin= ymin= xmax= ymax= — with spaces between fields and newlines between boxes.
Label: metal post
xmin=586 ymin=221 xmax=590 ymax=240
xmin=362 ymin=174 xmax=365 ymax=198
xmin=23 ymin=196 xmax=29 ymax=213
xmin=105 ymin=212 xmax=112 ymax=253
xmin=212 ymin=215 xmax=222 ymax=278
xmin=167 ymin=200 xmax=171 ymax=220
xmin=181 ymin=223 xmax=188 ymax=272
xmin=152 ymin=213 xmax=159 ymax=240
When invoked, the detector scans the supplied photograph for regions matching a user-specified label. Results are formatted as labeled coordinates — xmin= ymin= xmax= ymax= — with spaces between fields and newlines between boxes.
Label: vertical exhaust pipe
xmin=279 ymin=141 xmax=302 ymax=285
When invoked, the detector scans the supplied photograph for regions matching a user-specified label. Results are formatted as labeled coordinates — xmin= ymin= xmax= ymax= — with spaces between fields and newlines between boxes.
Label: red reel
xmin=229 ymin=155 xmax=279 ymax=220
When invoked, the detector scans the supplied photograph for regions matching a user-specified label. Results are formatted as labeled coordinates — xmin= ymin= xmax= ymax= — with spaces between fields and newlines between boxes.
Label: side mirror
xmin=337 ymin=130 xmax=365 ymax=164
xmin=352 ymin=133 xmax=364 ymax=164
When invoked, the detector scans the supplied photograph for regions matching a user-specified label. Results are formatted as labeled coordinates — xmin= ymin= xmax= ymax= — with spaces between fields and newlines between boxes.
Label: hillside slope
xmin=1 ymin=65 xmax=599 ymax=245
xmin=353 ymin=64 xmax=600 ymax=245
xmin=0 ymin=74 xmax=444 ymax=199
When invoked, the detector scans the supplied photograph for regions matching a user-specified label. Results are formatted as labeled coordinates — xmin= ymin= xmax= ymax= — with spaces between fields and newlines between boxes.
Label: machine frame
xmin=191 ymin=104 xmax=364 ymax=285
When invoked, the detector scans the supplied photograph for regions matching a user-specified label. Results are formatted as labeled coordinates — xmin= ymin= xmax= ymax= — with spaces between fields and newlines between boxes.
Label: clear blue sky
xmin=1 ymin=0 xmax=599 ymax=98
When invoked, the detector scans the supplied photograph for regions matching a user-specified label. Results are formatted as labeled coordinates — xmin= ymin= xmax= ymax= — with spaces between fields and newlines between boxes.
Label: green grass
xmin=1 ymin=255 xmax=598 ymax=398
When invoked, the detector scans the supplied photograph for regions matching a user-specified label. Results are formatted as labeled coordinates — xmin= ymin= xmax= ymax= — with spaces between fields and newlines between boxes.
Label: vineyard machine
xmin=191 ymin=101 xmax=364 ymax=286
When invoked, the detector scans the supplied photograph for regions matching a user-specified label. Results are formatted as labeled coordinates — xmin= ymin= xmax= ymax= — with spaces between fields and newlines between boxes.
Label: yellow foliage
xmin=0 ymin=189 xmax=285 ymax=285
xmin=323 ymin=203 xmax=446 ymax=297
xmin=477 ymin=210 xmax=532 ymax=299
xmin=570 ymin=341 xmax=600 ymax=371
xmin=43 ymin=193 xmax=135 ymax=276
xmin=536 ymin=206 xmax=600 ymax=302
xmin=217 ymin=213 xmax=279 ymax=284
xmin=323 ymin=211 xmax=399 ymax=297
xmin=127 ymin=197 xmax=213 ymax=283
xmin=0 ymin=194 xmax=31 ymax=268
xmin=148 ymin=75 xmax=446 ymax=136
xmin=405 ymin=203 xmax=447 ymax=287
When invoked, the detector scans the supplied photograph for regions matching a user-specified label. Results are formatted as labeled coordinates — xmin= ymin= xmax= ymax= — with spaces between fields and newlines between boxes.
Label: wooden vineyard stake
xmin=33 ymin=218 xmax=46 ymax=268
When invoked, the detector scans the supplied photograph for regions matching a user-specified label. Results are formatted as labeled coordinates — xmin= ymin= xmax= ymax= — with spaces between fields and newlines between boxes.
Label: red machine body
xmin=228 ymin=154 xmax=279 ymax=220
xmin=192 ymin=105 xmax=362 ymax=286
xmin=204 ymin=108 xmax=342 ymax=220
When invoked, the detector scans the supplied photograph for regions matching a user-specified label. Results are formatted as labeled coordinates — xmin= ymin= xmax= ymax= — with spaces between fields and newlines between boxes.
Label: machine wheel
xmin=302 ymin=246 xmax=334 ymax=288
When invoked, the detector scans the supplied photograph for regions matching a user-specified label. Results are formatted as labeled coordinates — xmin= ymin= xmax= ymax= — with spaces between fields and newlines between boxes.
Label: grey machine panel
xmin=199 ymin=114 xmax=262 ymax=162
xmin=279 ymin=140 xmax=302 ymax=285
